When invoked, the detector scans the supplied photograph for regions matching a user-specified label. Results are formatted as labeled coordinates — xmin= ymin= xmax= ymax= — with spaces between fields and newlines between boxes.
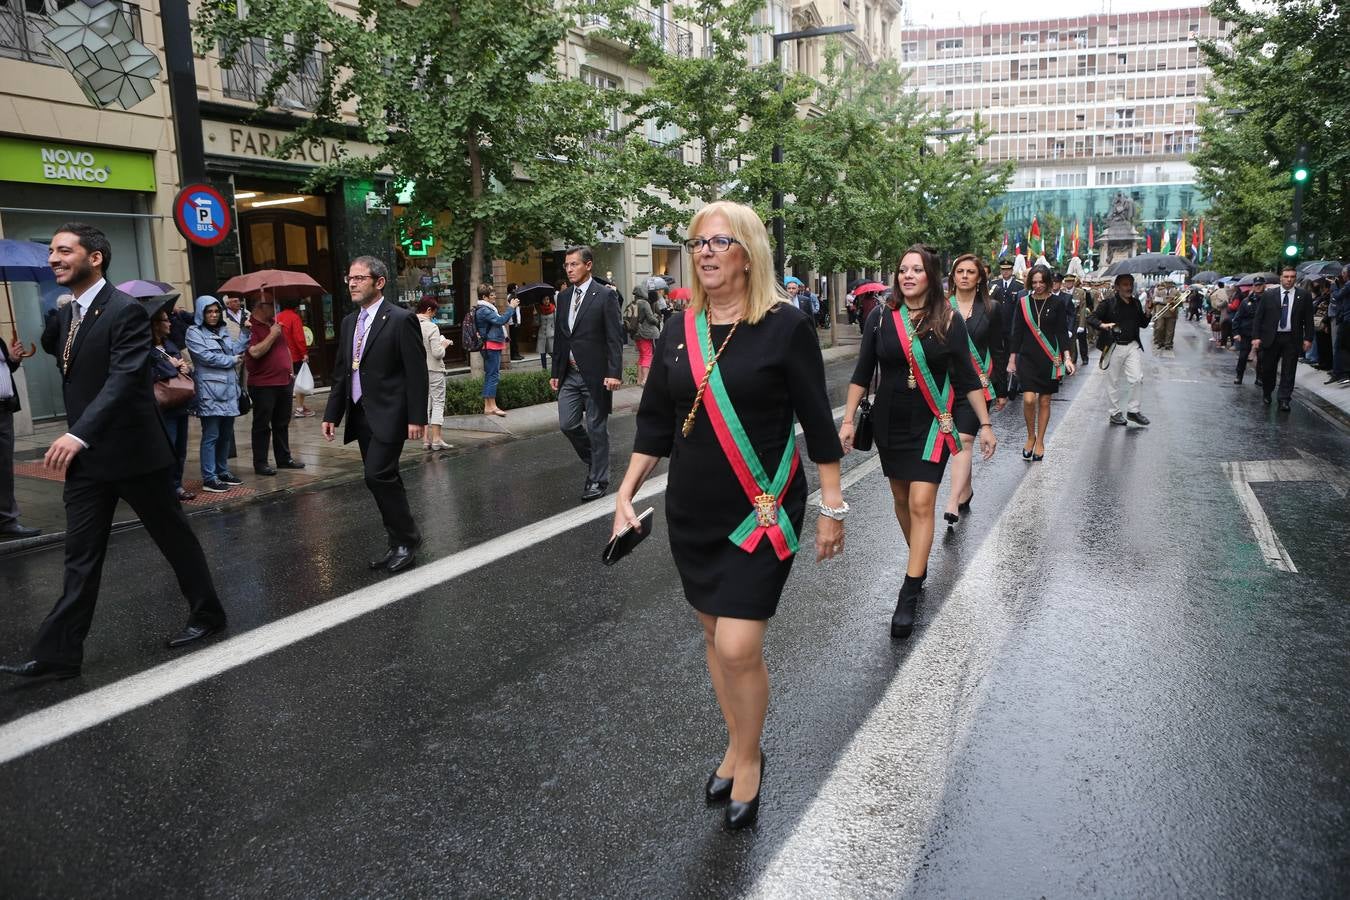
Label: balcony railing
xmin=0 ymin=0 xmax=144 ymax=66
xmin=648 ymin=137 xmax=683 ymax=164
xmin=221 ymin=37 xmax=326 ymax=111
xmin=582 ymin=3 xmax=692 ymax=59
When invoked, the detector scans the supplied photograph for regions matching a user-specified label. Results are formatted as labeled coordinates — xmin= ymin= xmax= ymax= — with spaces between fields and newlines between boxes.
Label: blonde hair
xmin=687 ymin=200 xmax=786 ymax=326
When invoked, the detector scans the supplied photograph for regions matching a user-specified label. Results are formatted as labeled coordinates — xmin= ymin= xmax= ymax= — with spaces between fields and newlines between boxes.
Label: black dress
xmin=633 ymin=304 xmax=843 ymax=620
xmin=950 ymin=298 xmax=1007 ymax=436
xmin=851 ymin=305 xmax=981 ymax=484
xmin=1010 ymin=293 xmax=1069 ymax=395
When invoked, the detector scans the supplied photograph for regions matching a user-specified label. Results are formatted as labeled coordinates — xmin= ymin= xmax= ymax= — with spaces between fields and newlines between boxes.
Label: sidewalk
xmin=1294 ymin=360 xmax=1350 ymax=428
xmin=1 ymin=339 xmax=860 ymax=556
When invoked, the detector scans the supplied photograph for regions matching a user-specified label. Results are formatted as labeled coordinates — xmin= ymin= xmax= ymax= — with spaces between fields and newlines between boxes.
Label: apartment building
xmin=901 ymin=6 xmax=1224 ymax=243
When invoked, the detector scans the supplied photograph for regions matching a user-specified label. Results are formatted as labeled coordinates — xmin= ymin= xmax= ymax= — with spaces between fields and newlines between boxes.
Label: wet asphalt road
xmin=1 ymin=321 xmax=1347 ymax=899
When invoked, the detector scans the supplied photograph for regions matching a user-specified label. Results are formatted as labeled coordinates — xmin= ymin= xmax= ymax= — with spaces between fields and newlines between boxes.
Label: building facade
xmin=900 ymin=6 xmax=1224 ymax=255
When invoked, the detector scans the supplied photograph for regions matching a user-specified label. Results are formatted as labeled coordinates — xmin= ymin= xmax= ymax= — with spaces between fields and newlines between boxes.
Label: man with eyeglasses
xmin=323 ymin=256 xmax=429 ymax=571
xmin=552 ymin=245 xmax=624 ymax=501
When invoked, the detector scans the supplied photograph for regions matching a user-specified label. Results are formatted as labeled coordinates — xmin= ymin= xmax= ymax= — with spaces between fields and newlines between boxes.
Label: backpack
xmin=461 ymin=307 xmax=484 ymax=352
xmin=623 ymin=294 xmax=641 ymax=338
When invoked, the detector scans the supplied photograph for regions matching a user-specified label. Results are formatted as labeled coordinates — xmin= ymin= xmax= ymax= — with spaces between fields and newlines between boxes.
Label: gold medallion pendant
xmin=979 ymin=374 xmax=990 ymax=389
xmin=937 ymin=412 xmax=955 ymax=434
xmin=753 ymin=492 xmax=778 ymax=527
xmin=907 ymin=372 xmax=917 ymax=390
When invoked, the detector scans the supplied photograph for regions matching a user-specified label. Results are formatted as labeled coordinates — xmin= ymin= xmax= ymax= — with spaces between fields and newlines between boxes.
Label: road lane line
xmin=748 ymin=373 xmax=1106 ymax=899
xmin=1221 ymin=460 xmax=1299 ymax=572
xmin=0 ymin=406 xmax=846 ymax=765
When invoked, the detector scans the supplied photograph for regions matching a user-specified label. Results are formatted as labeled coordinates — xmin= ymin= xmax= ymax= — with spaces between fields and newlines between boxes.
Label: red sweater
xmin=245 ymin=319 xmax=294 ymax=386
xmin=276 ymin=308 xmax=308 ymax=362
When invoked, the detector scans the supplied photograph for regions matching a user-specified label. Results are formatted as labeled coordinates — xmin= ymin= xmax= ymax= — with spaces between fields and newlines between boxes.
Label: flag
xmin=1146 ymin=231 xmax=1153 ymax=253
xmin=1029 ymin=216 xmax=1042 ymax=255
xmin=1088 ymin=218 xmax=1095 ymax=249
xmin=1071 ymin=219 xmax=1080 ymax=258
xmin=1206 ymin=241 xmax=1213 ymax=263
xmin=999 ymin=231 xmax=1009 ymax=259
xmin=1193 ymin=217 xmax=1205 ymax=254
xmin=1177 ymin=218 xmax=1188 ymax=258
xmin=1160 ymin=223 xmax=1171 ymax=255
xmin=1056 ymin=224 xmax=1066 ymax=264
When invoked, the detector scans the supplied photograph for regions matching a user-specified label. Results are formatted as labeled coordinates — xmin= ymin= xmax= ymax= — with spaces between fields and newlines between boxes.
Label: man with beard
xmin=2 ymin=224 xmax=226 ymax=680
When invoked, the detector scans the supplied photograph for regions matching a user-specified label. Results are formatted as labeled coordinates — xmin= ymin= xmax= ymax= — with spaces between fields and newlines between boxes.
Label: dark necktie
xmin=1281 ymin=291 xmax=1291 ymax=331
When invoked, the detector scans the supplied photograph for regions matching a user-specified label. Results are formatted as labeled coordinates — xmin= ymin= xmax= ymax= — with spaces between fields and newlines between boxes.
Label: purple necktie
xmin=351 ymin=308 xmax=369 ymax=403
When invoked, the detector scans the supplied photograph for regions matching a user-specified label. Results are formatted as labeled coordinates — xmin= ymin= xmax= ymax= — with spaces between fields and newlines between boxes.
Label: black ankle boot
xmin=891 ymin=575 xmax=923 ymax=639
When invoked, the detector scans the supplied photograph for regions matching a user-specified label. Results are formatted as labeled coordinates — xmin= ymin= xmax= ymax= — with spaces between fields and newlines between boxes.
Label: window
xmin=936 ymin=38 xmax=964 ymax=52
xmin=582 ymin=68 xmax=621 ymax=132
xmin=1115 ymin=107 xmax=1135 ymax=125
xmin=1117 ymin=53 xmax=1127 ymax=65
xmin=1046 ymin=30 xmax=1059 ymax=44
xmin=901 ymin=41 xmax=921 ymax=61
xmin=1020 ymin=32 xmax=1037 ymax=45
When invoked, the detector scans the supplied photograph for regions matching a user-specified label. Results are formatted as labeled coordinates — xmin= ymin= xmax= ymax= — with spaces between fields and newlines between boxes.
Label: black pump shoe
xmin=705 ymin=769 xmax=733 ymax=805
xmin=958 ymin=491 xmax=973 ymax=513
xmin=943 ymin=512 xmax=959 ymax=527
xmin=725 ymin=752 xmax=765 ymax=830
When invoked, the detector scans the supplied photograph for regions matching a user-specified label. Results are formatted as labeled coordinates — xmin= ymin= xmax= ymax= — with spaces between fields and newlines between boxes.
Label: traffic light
xmin=1283 ymin=143 xmax=1309 ymax=261
xmin=1292 ymin=144 xmax=1310 ymax=184
xmin=1283 ymin=221 xmax=1300 ymax=259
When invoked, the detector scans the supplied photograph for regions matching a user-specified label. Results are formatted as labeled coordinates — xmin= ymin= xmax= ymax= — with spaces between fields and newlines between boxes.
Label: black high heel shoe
xmin=1021 ymin=447 xmax=1033 ymax=461
xmin=705 ymin=769 xmax=733 ymax=805
xmin=958 ymin=492 xmax=973 ymax=513
xmin=725 ymin=752 xmax=765 ymax=830
xmin=943 ymin=511 xmax=959 ymax=527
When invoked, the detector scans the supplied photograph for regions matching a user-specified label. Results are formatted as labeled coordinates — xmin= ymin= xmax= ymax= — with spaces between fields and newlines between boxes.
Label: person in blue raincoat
xmin=186 ymin=295 xmax=249 ymax=492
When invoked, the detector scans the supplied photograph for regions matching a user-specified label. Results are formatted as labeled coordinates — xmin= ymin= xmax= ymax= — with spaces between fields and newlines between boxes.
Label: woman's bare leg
xmin=714 ymin=616 xmax=769 ymax=803
xmin=1034 ymin=395 xmax=1052 ymax=455
xmin=888 ymin=478 xmax=913 ymax=544
xmin=905 ymin=481 xmax=939 ymax=577
xmin=944 ymin=436 xmax=975 ymax=517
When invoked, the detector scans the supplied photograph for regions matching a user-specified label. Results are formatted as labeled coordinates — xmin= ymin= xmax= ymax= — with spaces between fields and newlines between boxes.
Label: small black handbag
xmin=853 ymin=395 xmax=874 ymax=452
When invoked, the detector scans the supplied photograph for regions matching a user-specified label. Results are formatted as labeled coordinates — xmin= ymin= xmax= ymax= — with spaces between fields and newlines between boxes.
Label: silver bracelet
xmin=817 ymin=500 xmax=850 ymax=521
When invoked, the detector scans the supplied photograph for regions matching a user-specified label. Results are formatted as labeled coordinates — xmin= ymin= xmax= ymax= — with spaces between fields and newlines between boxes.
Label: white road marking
xmin=0 ymin=406 xmax=847 ymax=766
xmin=749 ymin=372 xmax=1106 ymax=899
xmin=1222 ymin=448 xmax=1348 ymax=573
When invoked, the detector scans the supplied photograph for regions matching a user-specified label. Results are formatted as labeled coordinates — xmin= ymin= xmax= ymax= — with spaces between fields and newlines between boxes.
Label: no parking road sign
xmin=173 ymin=184 xmax=232 ymax=248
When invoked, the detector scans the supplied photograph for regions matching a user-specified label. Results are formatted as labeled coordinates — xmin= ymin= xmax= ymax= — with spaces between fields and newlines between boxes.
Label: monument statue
xmin=1108 ymin=191 xmax=1136 ymax=226
xmin=1097 ymin=192 xmax=1142 ymax=269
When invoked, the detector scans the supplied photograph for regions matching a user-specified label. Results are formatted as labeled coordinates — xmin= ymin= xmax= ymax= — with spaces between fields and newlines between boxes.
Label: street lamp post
xmin=771 ymin=24 xmax=854 ymax=282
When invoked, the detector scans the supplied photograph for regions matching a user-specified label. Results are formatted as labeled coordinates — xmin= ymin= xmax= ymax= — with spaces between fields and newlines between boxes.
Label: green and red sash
xmin=685 ymin=312 xmax=800 ymax=560
xmin=1020 ymin=294 xmax=1064 ymax=379
xmin=950 ymin=297 xmax=997 ymax=402
xmin=890 ymin=307 xmax=962 ymax=462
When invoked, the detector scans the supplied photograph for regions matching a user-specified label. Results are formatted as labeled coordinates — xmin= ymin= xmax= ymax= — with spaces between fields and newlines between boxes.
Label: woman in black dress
xmin=1008 ymin=265 xmax=1076 ymax=461
xmin=612 ymin=201 xmax=846 ymax=831
xmin=942 ymin=254 xmax=1007 ymax=529
xmin=838 ymin=245 xmax=997 ymax=639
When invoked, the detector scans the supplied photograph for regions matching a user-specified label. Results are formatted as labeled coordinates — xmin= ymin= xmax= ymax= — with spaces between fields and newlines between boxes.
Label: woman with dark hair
xmin=1008 ymin=265 xmax=1075 ymax=461
xmin=474 ymin=283 xmax=519 ymax=417
xmin=150 ymin=303 xmax=195 ymax=501
xmin=839 ymin=245 xmax=997 ymax=639
xmin=942 ymin=253 xmax=1006 ymax=528
xmin=416 ymin=297 xmax=452 ymax=449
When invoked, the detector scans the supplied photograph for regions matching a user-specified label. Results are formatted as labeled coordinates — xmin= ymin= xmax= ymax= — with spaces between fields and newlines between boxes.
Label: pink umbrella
xmin=218 ymin=269 xmax=324 ymax=301
xmin=667 ymin=286 xmax=691 ymax=301
xmin=852 ymin=282 xmax=887 ymax=295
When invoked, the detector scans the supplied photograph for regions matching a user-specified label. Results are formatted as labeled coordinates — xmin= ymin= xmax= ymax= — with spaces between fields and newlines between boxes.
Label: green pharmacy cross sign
xmin=400 ymin=218 xmax=436 ymax=257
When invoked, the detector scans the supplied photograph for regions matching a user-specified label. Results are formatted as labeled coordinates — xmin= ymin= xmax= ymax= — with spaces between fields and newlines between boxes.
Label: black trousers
xmin=249 ymin=383 xmax=294 ymax=467
xmin=1234 ymin=333 xmax=1255 ymax=381
xmin=351 ymin=402 xmax=420 ymax=547
xmin=1258 ymin=333 xmax=1300 ymax=402
xmin=0 ymin=408 xmax=17 ymax=528
xmin=1075 ymin=330 xmax=1090 ymax=364
xmin=33 ymin=466 xmax=225 ymax=665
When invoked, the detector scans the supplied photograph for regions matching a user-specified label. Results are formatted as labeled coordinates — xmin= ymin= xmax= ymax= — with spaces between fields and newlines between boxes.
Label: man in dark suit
xmin=551 ymin=245 xmax=623 ymax=501
xmin=323 ymin=255 xmax=428 ymax=572
xmin=991 ymin=257 xmax=1025 ymax=344
xmin=1 ymin=223 xmax=226 ymax=681
xmin=1252 ymin=264 xmax=1314 ymax=411
xmin=1 ymin=335 xmax=41 ymax=539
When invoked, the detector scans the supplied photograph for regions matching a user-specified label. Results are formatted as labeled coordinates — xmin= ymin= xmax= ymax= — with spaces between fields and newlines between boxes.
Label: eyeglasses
xmin=345 ymin=274 xmax=374 ymax=284
xmin=683 ymin=235 xmax=742 ymax=254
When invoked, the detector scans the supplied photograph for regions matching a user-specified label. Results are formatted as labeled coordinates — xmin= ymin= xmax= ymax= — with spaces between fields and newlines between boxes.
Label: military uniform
xmin=1152 ymin=283 xmax=1180 ymax=351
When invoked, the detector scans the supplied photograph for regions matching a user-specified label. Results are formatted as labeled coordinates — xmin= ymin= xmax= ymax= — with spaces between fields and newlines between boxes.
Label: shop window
xmin=284 ymin=223 xmax=309 ymax=266
xmin=249 ymin=222 xmax=277 ymax=268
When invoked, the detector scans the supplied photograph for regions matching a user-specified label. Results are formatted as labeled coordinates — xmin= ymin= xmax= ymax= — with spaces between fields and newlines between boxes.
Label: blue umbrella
xmin=0 ymin=238 xmax=55 ymax=357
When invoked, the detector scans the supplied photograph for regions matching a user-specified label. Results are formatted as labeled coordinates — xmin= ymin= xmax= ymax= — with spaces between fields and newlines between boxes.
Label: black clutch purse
xmin=853 ymin=396 xmax=874 ymax=452
xmin=602 ymin=508 xmax=655 ymax=566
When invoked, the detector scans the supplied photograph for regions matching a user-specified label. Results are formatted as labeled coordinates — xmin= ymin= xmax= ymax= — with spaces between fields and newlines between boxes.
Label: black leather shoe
xmin=1127 ymin=411 xmax=1150 ymax=426
xmin=1262 ymin=394 xmax=1272 ymax=406
xmin=0 ymin=659 xmax=81 ymax=680
xmin=0 ymin=523 xmax=41 ymax=539
xmin=958 ymin=492 xmax=973 ymax=514
xmin=165 ymin=621 xmax=223 ymax=649
xmin=1278 ymin=400 xmax=1291 ymax=411
xmin=369 ymin=547 xmax=397 ymax=570
xmin=725 ymin=752 xmax=765 ymax=831
xmin=1233 ymin=377 xmax=1243 ymax=385
xmin=254 ymin=465 xmax=277 ymax=476
xmin=581 ymin=480 xmax=605 ymax=501
xmin=277 ymin=459 xmax=306 ymax=469
xmin=705 ymin=769 xmax=733 ymax=805
xmin=385 ymin=545 xmax=416 ymax=573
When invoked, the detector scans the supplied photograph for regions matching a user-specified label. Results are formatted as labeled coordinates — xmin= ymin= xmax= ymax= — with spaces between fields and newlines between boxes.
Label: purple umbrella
xmin=117 ymin=278 xmax=175 ymax=298
xmin=0 ymin=238 xmax=56 ymax=357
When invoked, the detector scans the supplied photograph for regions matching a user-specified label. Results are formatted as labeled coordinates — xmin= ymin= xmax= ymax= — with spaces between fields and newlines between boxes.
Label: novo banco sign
xmin=0 ymin=136 xmax=156 ymax=192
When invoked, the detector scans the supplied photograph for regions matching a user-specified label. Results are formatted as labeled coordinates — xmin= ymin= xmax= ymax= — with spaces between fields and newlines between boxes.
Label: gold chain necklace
xmin=902 ymin=303 xmax=924 ymax=389
xmin=681 ymin=312 xmax=742 ymax=437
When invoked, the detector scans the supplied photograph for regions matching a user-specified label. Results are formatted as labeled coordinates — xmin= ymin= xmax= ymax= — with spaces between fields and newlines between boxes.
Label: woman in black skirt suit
xmin=1008 ymin=265 xmax=1076 ymax=461
xmin=838 ymin=245 xmax=997 ymax=639
xmin=942 ymin=253 xmax=1007 ymax=529
xmin=612 ymin=201 xmax=845 ymax=830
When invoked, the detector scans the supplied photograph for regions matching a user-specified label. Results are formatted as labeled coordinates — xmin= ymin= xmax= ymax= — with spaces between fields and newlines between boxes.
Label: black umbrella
xmin=510 ymin=282 xmax=556 ymax=306
xmin=1238 ymin=272 xmax=1277 ymax=286
xmin=1101 ymin=253 xmax=1198 ymax=278
xmin=1192 ymin=270 xmax=1220 ymax=284
xmin=1296 ymin=260 xmax=1345 ymax=277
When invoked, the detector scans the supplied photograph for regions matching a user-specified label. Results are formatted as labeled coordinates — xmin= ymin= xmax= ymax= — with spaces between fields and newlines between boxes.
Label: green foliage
xmin=1195 ymin=0 xmax=1350 ymax=269
xmin=441 ymin=363 xmax=639 ymax=415
xmin=195 ymin=0 xmax=628 ymax=287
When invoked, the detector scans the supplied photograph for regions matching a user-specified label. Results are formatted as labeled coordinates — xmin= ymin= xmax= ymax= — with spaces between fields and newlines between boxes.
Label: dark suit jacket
xmin=1254 ymin=286 xmax=1314 ymax=345
xmin=552 ymin=279 xmax=623 ymax=415
xmin=324 ymin=300 xmax=429 ymax=444
xmin=1 ymin=339 xmax=20 ymax=414
xmin=992 ymin=278 xmax=1024 ymax=337
xmin=38 ymin=282 xmax=172 ymax=480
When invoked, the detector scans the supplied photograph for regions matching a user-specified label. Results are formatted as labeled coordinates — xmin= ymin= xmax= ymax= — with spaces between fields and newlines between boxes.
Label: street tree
xmin=1194 ymin=0 xmax=1350 ymax=268
xmin=195 ymin=0 xmax=626 ymax=290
